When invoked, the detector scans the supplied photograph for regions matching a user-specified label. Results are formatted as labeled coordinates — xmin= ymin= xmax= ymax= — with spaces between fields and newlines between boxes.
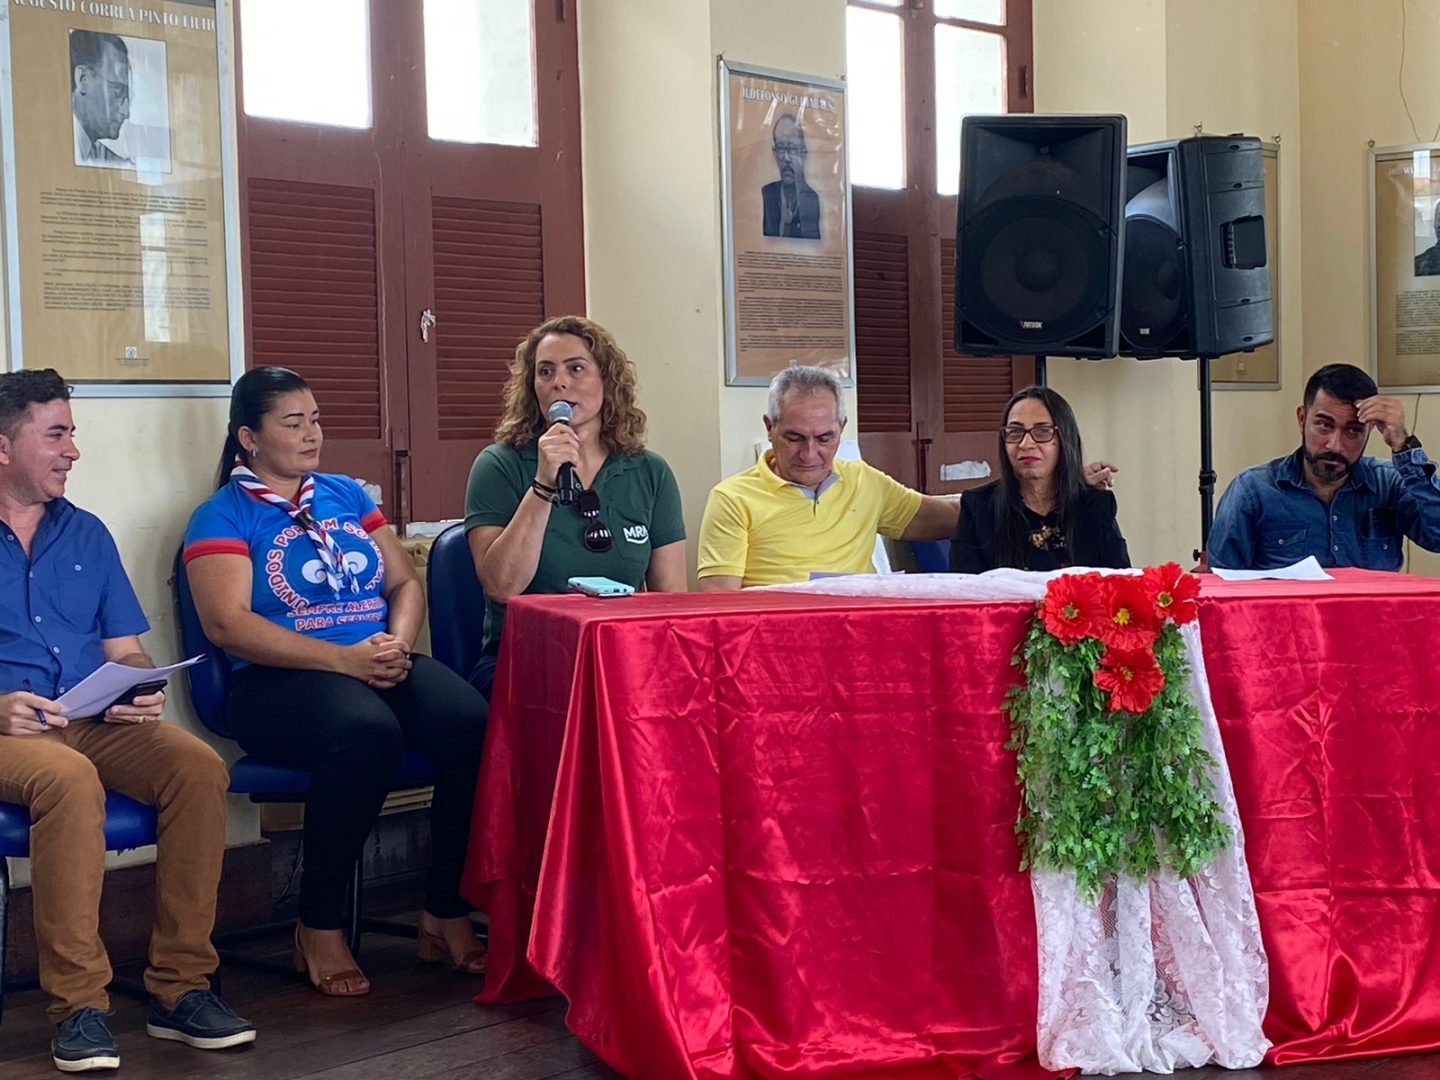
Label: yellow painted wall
xmin=1165 ymin=0 xmax=1304 ymax=504
xmin=1033 ymin=0 xmax=1185 ymax=566
xmin=1298 ymin=0 xmax=1440 ymax=574
xmin=578 ymin=0 xmax=852 ymax=574
xmin=709 ymin=0 xmax=851 ymax=483
xmin=63 ymin=398 xmax=230 ymax=657
xmin=577 ymin=0 xmax=724 ymax=572
xmin=1035 ymin=0 xmax=1302 ymax=566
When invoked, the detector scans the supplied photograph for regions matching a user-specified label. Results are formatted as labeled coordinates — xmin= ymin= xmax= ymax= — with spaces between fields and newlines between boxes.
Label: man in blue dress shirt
xmin=0 ymin=370 xmax=254 ymax=1071
xmin=1209 ymin=363 xmax=1440 ymax=570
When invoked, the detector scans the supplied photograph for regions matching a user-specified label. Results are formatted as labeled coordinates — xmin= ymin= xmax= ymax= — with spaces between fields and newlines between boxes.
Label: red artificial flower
xmin=1039 ymin=572 xmax=1106 ymax=645
xmin=1093 ymin=645 xmax=1165 ymax=714
xmin=1142 ymin=562 xmax=1200 ymax=625
xmin=1094 ymin=575 xmax=1160 ymax=651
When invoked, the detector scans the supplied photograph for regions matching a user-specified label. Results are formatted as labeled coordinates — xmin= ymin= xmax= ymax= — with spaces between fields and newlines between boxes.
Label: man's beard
xmin=1303 ymin=447 xmax=1352 ymax=484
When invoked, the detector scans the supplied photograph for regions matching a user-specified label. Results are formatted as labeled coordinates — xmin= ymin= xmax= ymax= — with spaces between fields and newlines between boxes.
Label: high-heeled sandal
xmin=417 ymin=926 xmax=487 ymax=975
xmin=292 ymin=926 xmax=371 ymax=996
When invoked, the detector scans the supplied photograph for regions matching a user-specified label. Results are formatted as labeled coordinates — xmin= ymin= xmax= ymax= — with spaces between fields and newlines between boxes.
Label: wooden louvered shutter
xmin=851 ymin=186 xmax=926 ymax=486
xmin=236 ymin=99 xmax=411 ymax=499
xmin=432 ymin=198 xmax=544 ymax=441
xmin=941 ymin=237 xmax=1019 ymax=433
xmin=400 ymin=2 xmax=584 ymax=522
xmin=405 ymin=196 xmax=551 ymax=517
xmin=247 ymin=180 xmax=382 ymax=442
xmin=849 ymin=0 xmax=1033 ymax=495
xmin=854 ymin=232 xmax=911 ymax=433
xmin=235 ymin=1 xmax=582 ymax=525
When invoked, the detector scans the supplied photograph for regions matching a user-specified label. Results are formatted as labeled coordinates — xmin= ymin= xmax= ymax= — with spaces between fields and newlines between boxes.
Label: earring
xmin=250 ymin=447 xmax=260 ymax=459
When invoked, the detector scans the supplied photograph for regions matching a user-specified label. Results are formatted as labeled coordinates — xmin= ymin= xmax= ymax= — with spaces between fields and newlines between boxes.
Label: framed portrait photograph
xmin=69 ymin=29 xmax=173 ymax=174
xmin=1214 ymin=143 xmax=1280 ymax=389
xmin=1370 ymin=142 xmax=1440 ymax=393
xmin=0 ymin=1 xmax=241 ymax=395
xmin=719 ymin=60 xmax=855 ymax=387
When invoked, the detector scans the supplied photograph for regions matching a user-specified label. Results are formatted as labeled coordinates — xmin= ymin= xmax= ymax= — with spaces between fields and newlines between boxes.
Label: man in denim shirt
xmin=1209 ymin=363 xmax=1440 ymax=570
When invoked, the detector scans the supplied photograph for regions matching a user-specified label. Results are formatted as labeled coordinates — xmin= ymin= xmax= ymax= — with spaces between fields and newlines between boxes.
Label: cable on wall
xmin=1399 ymin=0 xmax=1440 ymax=144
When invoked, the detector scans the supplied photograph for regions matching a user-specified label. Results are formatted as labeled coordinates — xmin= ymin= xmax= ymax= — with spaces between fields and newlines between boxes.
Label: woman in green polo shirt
xmin=463 ymin=315 xmax=687 ymax=695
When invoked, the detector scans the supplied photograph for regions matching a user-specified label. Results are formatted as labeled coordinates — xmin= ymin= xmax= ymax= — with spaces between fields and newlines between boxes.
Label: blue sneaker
xmin=51 ymin=1007 xmax=119 ymax=1072
xmin=145 ymin=989 xmax=256 ymax=1050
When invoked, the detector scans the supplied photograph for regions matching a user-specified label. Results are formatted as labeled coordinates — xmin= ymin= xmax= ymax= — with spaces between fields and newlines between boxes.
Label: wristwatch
xmin=1399 ymin=434 xmax=1423 ymax=453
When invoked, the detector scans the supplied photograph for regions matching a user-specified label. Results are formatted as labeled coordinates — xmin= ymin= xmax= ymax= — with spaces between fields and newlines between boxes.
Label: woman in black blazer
xmin=949 ymin=386 xmax=1130 ymax=573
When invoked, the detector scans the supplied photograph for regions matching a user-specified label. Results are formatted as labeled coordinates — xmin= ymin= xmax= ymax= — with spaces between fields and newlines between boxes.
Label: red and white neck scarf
xmin=230 ymin=459 xmax=359 ymax=594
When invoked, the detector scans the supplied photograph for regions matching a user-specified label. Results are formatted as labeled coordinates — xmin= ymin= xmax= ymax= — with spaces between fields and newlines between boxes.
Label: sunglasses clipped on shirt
xmin=1001 ymin=423 xmax=1057 ymax=445
xmin=574 ymin=489 xmax=613 ymax=553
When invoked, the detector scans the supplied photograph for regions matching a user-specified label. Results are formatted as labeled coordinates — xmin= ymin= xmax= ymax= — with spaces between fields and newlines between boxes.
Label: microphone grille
xmin=547 ymin=400 xmax=574 ymax=424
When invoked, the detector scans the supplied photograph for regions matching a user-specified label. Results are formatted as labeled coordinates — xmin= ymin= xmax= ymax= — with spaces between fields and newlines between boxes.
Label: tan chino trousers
xmin=0 ymin=719 xmax=228 ymax=1022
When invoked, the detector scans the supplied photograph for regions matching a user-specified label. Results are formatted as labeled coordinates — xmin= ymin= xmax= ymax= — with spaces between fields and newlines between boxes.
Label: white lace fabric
xmin=771 ymin=571 xmax=1271 ymax=1074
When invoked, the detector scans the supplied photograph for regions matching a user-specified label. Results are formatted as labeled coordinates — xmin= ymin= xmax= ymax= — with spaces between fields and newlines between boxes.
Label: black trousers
xmin=467 ymin=649 xmax=498 ymax=700
xmin=227 ymin=654 xmax=488 ymax=929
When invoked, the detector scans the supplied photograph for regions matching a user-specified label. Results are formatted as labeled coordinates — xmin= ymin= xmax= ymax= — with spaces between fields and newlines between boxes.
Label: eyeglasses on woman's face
xmin=1000 ymin=422 xmax=1056 ymax=445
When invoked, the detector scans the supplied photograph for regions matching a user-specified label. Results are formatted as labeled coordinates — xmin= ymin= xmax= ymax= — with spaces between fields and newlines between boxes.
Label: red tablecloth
xmin=460 ymin=570 xmax=1440 ymax=1079
xmin=1198 ymin=570 xmax=1440 ymax=1064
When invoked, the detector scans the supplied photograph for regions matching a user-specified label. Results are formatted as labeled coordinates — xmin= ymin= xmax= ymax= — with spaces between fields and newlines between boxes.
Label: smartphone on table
xmin=567 ymin=576 xmax=635 ymax=598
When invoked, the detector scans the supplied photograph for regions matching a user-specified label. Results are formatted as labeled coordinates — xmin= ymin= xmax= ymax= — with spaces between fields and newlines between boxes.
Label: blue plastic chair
xmin=910 ymin=538 xmax=952 ymax=573
xmin=173 ymin=551 xmax=435 ymax=960
xmin=0 ymin=792 xmax=156 ymax=1022
xmin=424 ymin=523 xmax=486 ymax=680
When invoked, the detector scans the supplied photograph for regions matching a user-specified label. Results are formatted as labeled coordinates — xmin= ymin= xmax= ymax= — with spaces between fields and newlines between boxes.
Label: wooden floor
xmin=2 ymin=923 xmax=1437 ymax=1078
xmin=0 ymin=925 xmax=617 ymax=1080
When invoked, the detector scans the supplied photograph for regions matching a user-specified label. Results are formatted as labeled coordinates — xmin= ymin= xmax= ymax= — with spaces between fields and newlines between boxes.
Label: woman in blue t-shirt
xmin=183 ymin=367 xmax=488 ymax=997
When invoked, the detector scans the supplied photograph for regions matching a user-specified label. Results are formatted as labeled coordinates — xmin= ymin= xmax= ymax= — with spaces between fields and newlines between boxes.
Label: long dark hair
xmin=215 ymin=366 xmax=311 ymax=489
xmin=994 ymin=385 xmax=1087 ymax=569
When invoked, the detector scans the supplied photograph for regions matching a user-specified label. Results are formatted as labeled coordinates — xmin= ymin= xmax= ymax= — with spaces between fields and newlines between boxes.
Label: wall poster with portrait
xmin=1371 ymin=142 xmax=1440 ymax=393
xmin=1214 ymin=144 xmax=1280 ymax=389
xmin=0 ymin=0 xmax=239 ymax=394
xmin=719 ymin=60 xmax=854 ymax=387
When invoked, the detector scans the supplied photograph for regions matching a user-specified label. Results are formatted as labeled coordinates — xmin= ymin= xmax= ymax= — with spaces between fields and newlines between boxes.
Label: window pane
xmin=934 ymin=25 xmax=1004 ymax=196
xmin=846 ymin=6 xmax=905 ymax=190
xmin=240 ymin=0 xmax=371 ymax=128
xmin=935 ymin=0 xmax=1005 ymax=23
xmin=425 ymin=0 xmax=537 ymax=146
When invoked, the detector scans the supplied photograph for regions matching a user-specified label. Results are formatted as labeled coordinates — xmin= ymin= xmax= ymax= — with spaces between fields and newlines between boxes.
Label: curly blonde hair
xmin=492 ymin=315 xmax=648 ymax=455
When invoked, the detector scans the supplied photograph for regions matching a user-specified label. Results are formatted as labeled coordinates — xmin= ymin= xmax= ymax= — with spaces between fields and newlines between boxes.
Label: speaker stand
xmin=1034 ymin=355 xmax=1047 ymax=386
xmin=1196 ymin=355 xmax=1217 ymax=561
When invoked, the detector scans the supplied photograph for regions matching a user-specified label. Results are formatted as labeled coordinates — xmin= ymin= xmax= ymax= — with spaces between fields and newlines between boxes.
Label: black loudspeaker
xmin=1121 ymin=136 xmax=1273 ymax=358
xmin=954 ymin=114 xmax=1126 ymax=358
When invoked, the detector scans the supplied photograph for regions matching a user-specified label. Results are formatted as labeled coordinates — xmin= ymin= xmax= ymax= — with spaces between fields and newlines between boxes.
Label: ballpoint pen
xmin=21 ymin=678 xmax=48 ymax=729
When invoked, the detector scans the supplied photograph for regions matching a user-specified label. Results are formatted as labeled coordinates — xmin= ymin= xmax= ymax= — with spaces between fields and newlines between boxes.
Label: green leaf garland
xmin=1003 ymin=569 xmax=1232 ymax=900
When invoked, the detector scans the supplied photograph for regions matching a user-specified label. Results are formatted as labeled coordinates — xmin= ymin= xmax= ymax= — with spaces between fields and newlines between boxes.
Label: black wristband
xmin=1400 ymin=434 xmax=1423 ymax=453
xmin=530 ymin=481 xmax=557 ymax=503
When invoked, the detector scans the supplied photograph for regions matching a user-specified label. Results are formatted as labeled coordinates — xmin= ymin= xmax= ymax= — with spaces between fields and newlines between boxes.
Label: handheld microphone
xmin=546 ymin=400 xmax=579 ymax=506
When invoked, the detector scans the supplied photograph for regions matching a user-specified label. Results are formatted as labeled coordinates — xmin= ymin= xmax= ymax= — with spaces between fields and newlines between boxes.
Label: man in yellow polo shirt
xmin=697 ymin=366 xmax=958 ymax=589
